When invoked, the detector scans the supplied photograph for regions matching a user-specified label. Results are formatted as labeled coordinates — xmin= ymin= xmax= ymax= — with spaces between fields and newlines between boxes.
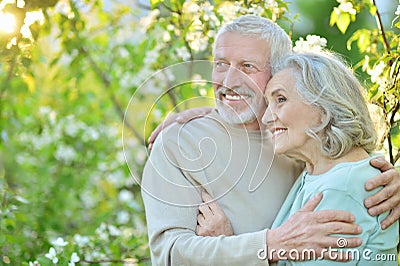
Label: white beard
xmin=215 ymin=87 xmax=262 ymax=125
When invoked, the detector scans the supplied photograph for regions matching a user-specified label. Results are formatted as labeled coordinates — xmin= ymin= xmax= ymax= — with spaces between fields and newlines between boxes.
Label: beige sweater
xmin=142 ymin=110 xmax=303 ymax=266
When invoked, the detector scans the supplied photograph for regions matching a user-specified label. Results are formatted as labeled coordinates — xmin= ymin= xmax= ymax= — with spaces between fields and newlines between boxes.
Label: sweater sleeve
xmin=141 ymin=136 xmax=270 ymax=266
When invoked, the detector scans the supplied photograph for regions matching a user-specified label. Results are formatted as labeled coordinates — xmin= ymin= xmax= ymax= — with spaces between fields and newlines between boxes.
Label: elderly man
xmin=141 ymin=15 xmax=400 ymax=265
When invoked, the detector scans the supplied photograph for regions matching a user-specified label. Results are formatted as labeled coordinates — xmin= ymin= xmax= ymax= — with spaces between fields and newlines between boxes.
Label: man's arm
xmin=366 ymin=156 xmax=400 ymax=229
xmin=143 ymin=191 xmax=269 ymax=266
xmin=142 ymin=130 xmax=269 ymax=265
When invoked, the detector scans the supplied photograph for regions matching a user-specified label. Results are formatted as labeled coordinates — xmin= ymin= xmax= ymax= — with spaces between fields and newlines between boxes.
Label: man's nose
xmin=222 ymin=66 xmax=243 ymax=89
xmin=261 ymin=106 xmax=276 ymax=127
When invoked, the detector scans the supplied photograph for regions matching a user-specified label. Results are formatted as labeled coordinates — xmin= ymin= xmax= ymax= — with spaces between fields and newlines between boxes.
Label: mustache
xmin=215 ymin=86 xmax=256 ymax=98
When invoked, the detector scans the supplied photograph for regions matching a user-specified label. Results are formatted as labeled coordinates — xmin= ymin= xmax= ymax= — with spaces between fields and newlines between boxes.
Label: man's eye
xmin=215 ymin=61 xmax=228 ymax=68
xmin=242 ymin=63 xmax=258 ymax=74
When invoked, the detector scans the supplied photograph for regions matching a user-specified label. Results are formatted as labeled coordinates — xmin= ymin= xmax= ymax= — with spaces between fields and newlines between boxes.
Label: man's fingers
xmin=147 ymin=113 xmax=180 ymax=147
xmin=196 ymin=225 xmax=206 ymax=236
xmin=365 ymin=181 xmax=396 ymax=210
xmin=367 ymin=187 xmax=400 ymax=218
xmin=300 ymin=192 xmax=323 ymax=212
xmin=315 ymin=209 xmax=355 ymax=223
xmin=176 ymin=107 xmax=214 ymax=123
xmin=199 ymin=203 xmax=213 ymax=217
xmin=201 ymin=191 xmax=223 ymax=212
xmin=148 ymin=122 xmax=166 ymax=145
xmin=365 ymin=170 xmax=393 ymax=191
xmin=148 ymin=107 xmax=215 ymax=149
xmin=369 ymin=156 xmax=394 ymax=172
xmin=201 ymin=191 xmax=213 ymax=202
xmin=381 ymin=205 xmax=400 ymax=229
xmin=197 ymin=213 xmax=205 ymax=226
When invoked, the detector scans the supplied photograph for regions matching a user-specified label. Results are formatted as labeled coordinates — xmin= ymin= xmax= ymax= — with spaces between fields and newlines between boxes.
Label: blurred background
xmin=0 ymin=0 xmax=399 ymax=264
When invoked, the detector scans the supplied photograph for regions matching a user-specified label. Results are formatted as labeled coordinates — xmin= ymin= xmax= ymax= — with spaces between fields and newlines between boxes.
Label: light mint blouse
xmin=272 ymin=157 xmax=399 ymax=265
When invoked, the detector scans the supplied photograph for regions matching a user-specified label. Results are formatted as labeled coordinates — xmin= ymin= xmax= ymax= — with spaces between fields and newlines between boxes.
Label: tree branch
xmin=372 ymin=0 xmax=391 ymax=55
xmin=78 ymin=46 xmax=146 ymax=147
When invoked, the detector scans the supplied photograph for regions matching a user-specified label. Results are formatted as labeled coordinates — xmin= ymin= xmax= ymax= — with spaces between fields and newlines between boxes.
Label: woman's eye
xmin=277 ymin=96 xmax=286 ymax=103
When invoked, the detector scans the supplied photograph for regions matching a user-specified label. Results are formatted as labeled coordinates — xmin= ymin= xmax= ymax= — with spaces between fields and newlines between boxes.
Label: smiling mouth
xmin=222 ymin=92 xmax=250 ymax=102
xmin=270 ymin=128 xmax=287 ymax=137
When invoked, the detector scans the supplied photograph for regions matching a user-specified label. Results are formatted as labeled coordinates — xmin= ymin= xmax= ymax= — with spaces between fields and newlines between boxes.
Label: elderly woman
xmin=260 ymin=51 xmax=398 ymax=264
xmin=200 ymin=51 xmax=399 ymax=265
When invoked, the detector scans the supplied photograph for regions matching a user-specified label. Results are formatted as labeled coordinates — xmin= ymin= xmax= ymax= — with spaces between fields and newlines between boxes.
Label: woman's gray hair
xmin=278 ymin=51 xmax=377 ymax=158
xmin=214 ymin=14 xmax=292 ymax=72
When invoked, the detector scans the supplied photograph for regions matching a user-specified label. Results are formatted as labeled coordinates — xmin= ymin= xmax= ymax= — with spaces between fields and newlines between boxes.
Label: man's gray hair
xmin=278 ymin=51 xmax=377 ymax=158
xmin=214 ymin=14 xmax=292 ymax=72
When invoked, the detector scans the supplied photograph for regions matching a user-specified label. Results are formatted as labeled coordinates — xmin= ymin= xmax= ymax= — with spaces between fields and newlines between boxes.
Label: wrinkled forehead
xmin=265 ymin=68 xmax=298 ymax=93
xmin=213 ymin=32 xmax=270 ymax=61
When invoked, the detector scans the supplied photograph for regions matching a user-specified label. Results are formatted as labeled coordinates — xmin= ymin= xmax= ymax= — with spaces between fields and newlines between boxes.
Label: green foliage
xmin=0 ymin=0 xmax=399 ymax=264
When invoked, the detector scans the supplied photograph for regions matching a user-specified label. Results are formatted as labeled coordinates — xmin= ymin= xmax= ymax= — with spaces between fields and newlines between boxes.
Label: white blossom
xmin=45 ymin=247 xmax=58 ymax=264
xmin=64 ymin=116 xmax=85 ymax=137
xmin=218 ymin=3 xmax=238 ymax=24
xmin=108 ymin=224 xmax=121 ymax=236
xmin=95 ymin=223 xmax=109 ymax=241
xmin=52 ymin=237 xmax=69 ymax=247
xmin=176 ymin=46 xmax=191 ymax=61
xmin=28 ymin=261 xmax=40 ymax=266
xmin=118 ymin=189 xmax=134 ymax=203
xmin=82 ymin=127 xmax=99 ymax=141
xmin=24 ymin=11 xmax=45 ymax=26
xmin=139 ymin=9 xmax=160 ymax=32
xmin=73 ymin=234 xmax=90 ymax=247
xmin=395 ymin=4 xmax=400 ymax=16
xmin=117 ymin=210 xmax=130 ymax=224
xmin=54 ymin=144 xmax=77 ymax=164
xmin=186 ymin=31 xmax=208 ymax=52
xmin=68 ymin=252 xmax=80 ymax=266
xmin=248 ymin=5 xmax=263 ymax=16
xmin=143 ymin=49 xmax=159 ymax=65
xmin=54 ymin=0 xmax=73 ymax=18
xmin=162 ymin=31 xmax=171 ymax=42
xmin=338 ymin=1 xmax=356 ymax=15
xmin=294 ymin=35 xmax=327 ymax=52
xmin=367 ymin=61 xmax=385 ymax=84
xmin=183 ymin=2 xmax=200 ymax=14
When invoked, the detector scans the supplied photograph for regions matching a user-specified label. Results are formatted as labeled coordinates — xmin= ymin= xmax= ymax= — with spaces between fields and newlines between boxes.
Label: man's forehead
xmin=213 ymin=32 xmax=269 ymax=59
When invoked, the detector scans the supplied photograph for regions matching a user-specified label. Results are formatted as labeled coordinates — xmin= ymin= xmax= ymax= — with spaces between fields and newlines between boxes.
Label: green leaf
xmin=390 ymin=124 xmax=400 ymax=148
xmin=150 ymin=0 xmax=164 ymax=9
xmin=337 ymin=12 xmax=351 ymax=34
xmin=368 ymin=4 xmax=377 ymax=16
xmin=357 ymin=30 xmax=371 ymax=53
xmin=329 ymin=9 xmax=338 ymax=26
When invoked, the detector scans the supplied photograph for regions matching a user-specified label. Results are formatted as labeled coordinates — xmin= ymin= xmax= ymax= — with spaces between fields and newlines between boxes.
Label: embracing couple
xmin=141 ymin=15 xmax=400 ymax=265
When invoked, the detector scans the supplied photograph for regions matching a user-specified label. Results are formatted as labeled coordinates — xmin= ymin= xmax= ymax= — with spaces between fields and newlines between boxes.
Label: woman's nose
xmin=261 ymin=106 xmax=276 ymax=127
